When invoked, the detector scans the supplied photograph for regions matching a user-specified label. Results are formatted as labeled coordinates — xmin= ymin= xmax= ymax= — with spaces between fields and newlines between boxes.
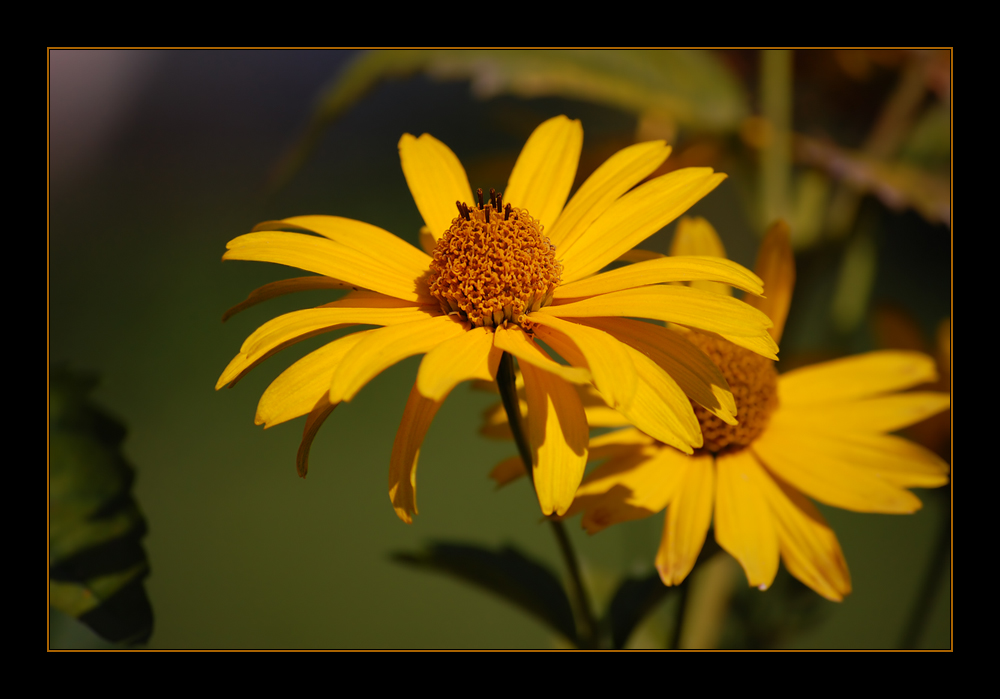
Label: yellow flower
xmin=216 ymin=116 xmax=778 ymax=522
xmin=559 ymin=218 xmax=950 ymax=600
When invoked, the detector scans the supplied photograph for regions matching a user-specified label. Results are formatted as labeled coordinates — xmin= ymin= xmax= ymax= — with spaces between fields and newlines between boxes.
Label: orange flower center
xmin=687 ymin=331 xmax=779 ymax=454
xmin=428 ymin=188 xmax=561 ymax=329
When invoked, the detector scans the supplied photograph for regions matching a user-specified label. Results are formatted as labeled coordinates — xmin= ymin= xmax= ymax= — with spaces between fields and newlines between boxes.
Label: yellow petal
xmin=224 ymin=231 xmax=427 ymax=302
xmin=521 ymin=359 xmax=589 ymax=516
xmin=656 ymin=454 xmax=715 ymax=586
xmin=398 ymin=132 xmax=474 ymax=241
xmin=492 ymin=323 xmax=592 ymax=385
xmin=746 ymin=220 xmax=795 ymax=343
xmin=296 ymin=393 xmax=338 ymax=478
xmin=571 ymin=445 xmax=686 ymax=533
xmin=388 ymin=380 xmax=444 ymax=524
xmin=503 ymin=115 xmax=583 ymax=234
xmin=559 ymin=168 xmax=727 ymax=283
xmin=615 ymin=248 xmax=665 ymax=263
xmin=778 ymin=350 xmax=938 ymax=407
xmin=216 ymin=297 xmax=435 ymax=389
xmin=528 ymin=314 xmax=637 ymax=412
xmin=669 ymin=216 xmax=732 ymax=296
xmin=256 ymin=330 xmax=373 ymax=428
xmin=775 ymin=391 xmax=951 ymax=435
xmin=541 ymin=286 xmax=778 ymax=360
xmin=580 ymin=317 xmax=736 ymax=424
xmin=714 ymin=450 xmax=780 ymax=591
xmin=277 ymin=215 xmax=432 ymax=280
xmin=614 ymin=347 xmax=702 ymax=453
xmin=555 ymin=255 xmax=763 ymax=300
xmin=587 ymin=427 xmax=657 ymax=455
xmin=416 ymin=326 xmax=500 ymax=401
xmin=752 ymin=416 xmax=925 ymax=513
xmin=222 ymin=276 xmax=363 ymax=322
xmin=547 ymin=140 xmax=672 ymax=250
xmin=752 ymin=465 xmax=852 ymax=601
xmin=329 ymin=315 xmax=467 ymax=403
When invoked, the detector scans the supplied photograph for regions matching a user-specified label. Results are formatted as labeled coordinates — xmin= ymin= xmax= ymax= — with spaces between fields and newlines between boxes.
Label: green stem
xmin=496 ymin=351 xmax=600 ymax=649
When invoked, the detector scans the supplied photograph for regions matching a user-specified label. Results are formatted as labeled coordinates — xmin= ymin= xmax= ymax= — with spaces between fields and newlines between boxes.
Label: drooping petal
xmin=388 ymin=380 xmax=445 ymax=524
xmin=217 ymin=297 xmax=436 ymax=389
xmin=745 ymin=220 xmax=795 ymax=344
xmin=752 ymin=465 xmax=852 ymax=602
xmin=669 ymin=216 xmax=731 ymax=296
xmin=520 ymin=359 xmax=589 ymax=516
xmin=398 ymin=133 xmax=474 ymax=241
xmin=528 ymin=314 xmax=637 ymax=412
xmin=559 ymin=168 xmax=727 ymax=283
xmin=255 ymin=216 xmax=432 ymax=281
xmin=222 ymin=276 xmax=363 ymax=322
xmin=540 ymin=286 xmax=778 ymax=360
xmin=778 ymin=351 xmax=938 ymax=407
xmin=492 ymin=323 xmax=591 ymax=385
xmin=503 ymin=115 xmax=583 ymax=234
xmin=656 ymin=454 xmax=715 ymax=586
xmin=752 ymin=416 xmax=925 ymax=513
xmin=547 ymin=140 xmax=672 ymax=250
xmin=224 ymin=231 xmax=427 ymax=302
xmin=256 ymin=330 xmax=373 ymax=428
xmin=580 ymin=317 xmax=737 ymax=424
xmin=296 ymin=393 xmax=338 ymax=478
xmin=774 ymin=391 xmax=951 ymax=435
xmin=714 ymin=450 xmax=780 ymax=591
xmin=416 ymin=326 xmax=500 ymax=401
xmin=329 ymin=315 xmax=467 ymax=403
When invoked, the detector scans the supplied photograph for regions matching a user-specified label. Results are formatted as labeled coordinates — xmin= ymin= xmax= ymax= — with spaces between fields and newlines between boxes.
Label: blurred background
xmin=48 ymin=49 xmax=951 ymax=649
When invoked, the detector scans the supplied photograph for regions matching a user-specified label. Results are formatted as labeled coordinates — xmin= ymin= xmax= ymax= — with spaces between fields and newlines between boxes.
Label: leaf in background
xmin=393 ymin=542 xmax=578 ymax=646
xmin=604 ymin=570 xmax=675 ymax=649
xmin=272 ymin=49 xmax=749 ymax=191
xmin=49 ymin=365 xmax=153 ymax=646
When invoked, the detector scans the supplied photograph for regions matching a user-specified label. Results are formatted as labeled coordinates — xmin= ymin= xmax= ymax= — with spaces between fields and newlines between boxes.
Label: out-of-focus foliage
xmin=271 ymin=49 xmax=749 ymax=192
xmin=50 ymin=365 xmax=153 ymax=645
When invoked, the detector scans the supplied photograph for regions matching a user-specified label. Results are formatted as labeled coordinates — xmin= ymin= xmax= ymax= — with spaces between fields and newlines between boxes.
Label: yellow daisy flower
xmin=216 ymin=116 xmax=778 ymax=523
xmin=559 ymin=218 xmax=950 ymax=600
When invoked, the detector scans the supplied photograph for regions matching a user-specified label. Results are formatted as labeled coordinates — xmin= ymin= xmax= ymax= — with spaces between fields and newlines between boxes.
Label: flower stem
xmin=496 ymin=351 xmax=600 ymax=649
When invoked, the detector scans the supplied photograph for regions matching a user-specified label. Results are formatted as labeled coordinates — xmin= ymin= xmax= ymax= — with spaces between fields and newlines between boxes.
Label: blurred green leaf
xmin=393 ymin=541 xmax=578 ymax=646
xmin=604 ymin=570 xmax=675 ymax=649
xmin=50 ymin=365 xmax=153 ymax=645
xmin=273 ymin=49 xmax=749 ymax=191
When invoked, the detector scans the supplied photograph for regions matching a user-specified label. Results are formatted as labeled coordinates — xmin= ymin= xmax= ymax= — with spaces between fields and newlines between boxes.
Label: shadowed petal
xmin=669 ymin=216 xmax=732 ymax=296
xmin=388 ymin=380 xmax=445 ymax=524
xmin=745 ymin=220 xmax=795 ymax=344
xmin=296 ymin=394 xmax=338 ymax=478
xmin=753 ymin=466 xmax=852 ymax=602
xmin=521 ymin=359 xmax=588 ymax=516
xmin=329 ymin=315 xmax=467 ymax=403
xmin=492 ymin=324 xmax=591 ymax=385
xmin=417 ymin=326 xmax=500 ymax=401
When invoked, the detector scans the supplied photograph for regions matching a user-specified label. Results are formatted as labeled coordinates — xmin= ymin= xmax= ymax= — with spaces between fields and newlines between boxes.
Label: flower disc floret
xmin=687 ymin=331 xmax=778 ymax=453
xmin=428 ymin=190 xmax=561 ymax=328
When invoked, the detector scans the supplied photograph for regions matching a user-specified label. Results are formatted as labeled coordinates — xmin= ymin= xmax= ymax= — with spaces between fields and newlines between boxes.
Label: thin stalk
xmin=496 ymin=351 xmax=600 ymax=649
